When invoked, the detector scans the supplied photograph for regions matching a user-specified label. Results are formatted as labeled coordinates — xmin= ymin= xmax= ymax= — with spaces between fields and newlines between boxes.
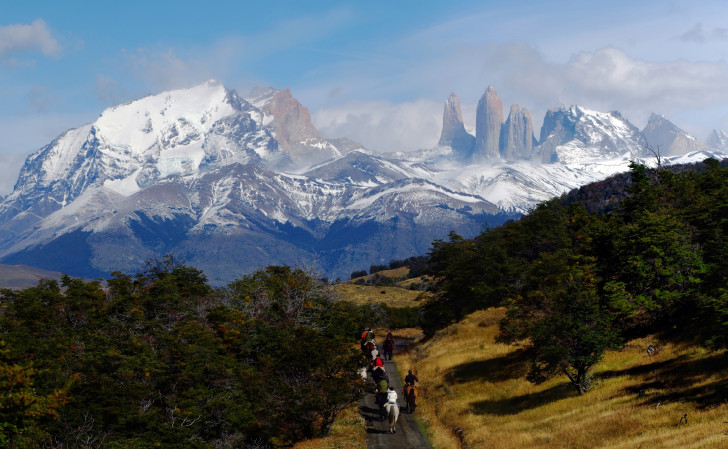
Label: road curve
xmin=361 ymin=339 xmax=432 ymax=449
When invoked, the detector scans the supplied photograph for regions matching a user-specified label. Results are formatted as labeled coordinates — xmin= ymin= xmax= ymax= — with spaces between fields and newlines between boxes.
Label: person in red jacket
xmin=374 ymin=353 xmax=384 ymax=368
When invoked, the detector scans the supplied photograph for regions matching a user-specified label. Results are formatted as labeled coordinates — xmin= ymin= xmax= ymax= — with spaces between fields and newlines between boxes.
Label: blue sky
xmin=2 ymin=0 xmax=728 ymax=194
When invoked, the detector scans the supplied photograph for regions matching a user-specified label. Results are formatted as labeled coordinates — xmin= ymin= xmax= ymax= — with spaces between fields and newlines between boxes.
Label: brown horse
xmin=403 ymin=385 xmax=419 ymax=413
xmin=364 ymin=341 xmax=376 ymax=361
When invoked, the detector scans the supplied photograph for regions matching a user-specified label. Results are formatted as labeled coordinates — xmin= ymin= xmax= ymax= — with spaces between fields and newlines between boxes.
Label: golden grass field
xmin=397 ymin=307 xmax=728 ymax=449
xmin=332 ymin=283 xmax=431 ymax=307
xmin=353 ymin=266 xmax=411 ymax=282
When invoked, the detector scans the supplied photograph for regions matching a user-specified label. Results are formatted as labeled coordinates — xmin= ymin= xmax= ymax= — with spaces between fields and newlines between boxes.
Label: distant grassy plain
xmin=332 ymin=267 xmax=433 ymax=307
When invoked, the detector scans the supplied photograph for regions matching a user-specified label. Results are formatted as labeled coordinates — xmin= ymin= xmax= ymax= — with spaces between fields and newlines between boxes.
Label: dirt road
xmin=360 ymin=339 xmax=431 ymax=449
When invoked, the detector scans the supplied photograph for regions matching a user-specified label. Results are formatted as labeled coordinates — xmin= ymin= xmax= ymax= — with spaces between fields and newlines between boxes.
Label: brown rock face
xmin=438 ymin=92 xmax=475 ymax=158
xmin=500 ymin=104 xmax=535 ymax=160
xmin=260 ymin=88 xmax=344 ymax=167
xmin=262 ymin=88 xmax=322 ymax=149
xmin=474 ymin=86 xmax=504 ymax=160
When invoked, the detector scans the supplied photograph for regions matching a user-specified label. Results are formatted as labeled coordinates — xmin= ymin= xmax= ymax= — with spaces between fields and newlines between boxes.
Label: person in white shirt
xmin=387 ymin=386 xmax=398 ymax=404
xmin=385 ymin=386 xmax=400 ymax=433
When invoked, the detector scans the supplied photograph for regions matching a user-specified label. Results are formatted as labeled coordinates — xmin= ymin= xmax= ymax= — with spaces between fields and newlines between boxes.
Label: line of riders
xmin=360 ymin=328 xmax=420 ymax=433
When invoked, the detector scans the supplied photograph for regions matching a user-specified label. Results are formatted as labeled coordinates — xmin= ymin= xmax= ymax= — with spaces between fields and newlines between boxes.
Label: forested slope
xmin=424 ymin=158 xmax=728 ymax=393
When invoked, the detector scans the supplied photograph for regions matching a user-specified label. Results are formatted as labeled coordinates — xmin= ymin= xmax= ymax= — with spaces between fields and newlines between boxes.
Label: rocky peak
xmin=535 ymin=106 xmax=646 ymax=164
xmin=438 ymin=92 xmax=475 ymax=159
xmin=262 ymin=88 xmax=322 ymax=147
xmin=642 ymin=113 xmax=704 ymax=156
xmin=535 ymin=107 xmax=576 ymax=163
xmin=706 ymin=129 xmax=728 ymax=152
xmin=260 ymin=89 xmax=341 ymax=167
xmin=474 ymin=86 xmax=504 ymax=161
xmin=499 ymin=104 xmax=536 ymax=160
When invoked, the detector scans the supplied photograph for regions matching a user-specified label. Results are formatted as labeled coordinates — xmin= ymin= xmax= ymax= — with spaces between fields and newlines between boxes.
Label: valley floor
xmin=399 ymin=308 xmax=728 ymax=449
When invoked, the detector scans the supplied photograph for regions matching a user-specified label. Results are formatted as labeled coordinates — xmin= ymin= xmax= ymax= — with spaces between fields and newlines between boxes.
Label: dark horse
xmin=363 ymin=341 xmax=376 ymax=361
xmin=383 ymin=338 xmax=394 ymax=361
xmin=403 ymin=385 xmax=418 ymax=413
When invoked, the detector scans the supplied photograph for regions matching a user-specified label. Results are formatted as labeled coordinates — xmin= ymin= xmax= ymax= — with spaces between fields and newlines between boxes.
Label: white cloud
xmin=121 ymin=48 xmax=215 ymax=92
xmin=0 ymin=19 xmax=60 ymax=58
xmin=313 ymin=99 xmax=442 ymax=153
xmin=309 ymin=43 xmax=728 ymax=152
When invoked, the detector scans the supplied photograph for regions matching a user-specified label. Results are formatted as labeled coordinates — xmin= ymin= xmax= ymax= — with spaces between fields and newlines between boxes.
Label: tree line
xmin=0 ymin=259 xmax=390 ymax=448
xmin=423 ymin=159 xmax=728 ymax=394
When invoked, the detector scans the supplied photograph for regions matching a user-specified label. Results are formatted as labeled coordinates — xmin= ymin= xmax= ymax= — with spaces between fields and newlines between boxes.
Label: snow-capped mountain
xmin=0 ymin=82 xmax=509 ymax=283
xmin=535 ymin=106 xmax=647 ymax=164
xmin=0 ymin=81 xmax=724 ymax=284
xmin=423 ymin=88 xmax=726 ymax=213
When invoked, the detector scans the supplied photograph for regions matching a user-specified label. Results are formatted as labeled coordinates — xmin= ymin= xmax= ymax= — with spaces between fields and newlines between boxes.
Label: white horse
xmin=385 ymin=402 xmax=400 ymax=433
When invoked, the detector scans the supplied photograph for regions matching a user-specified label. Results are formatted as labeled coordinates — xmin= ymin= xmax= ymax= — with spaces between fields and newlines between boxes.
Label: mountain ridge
xmin=0 ymin=81 xmax=725 ymax=284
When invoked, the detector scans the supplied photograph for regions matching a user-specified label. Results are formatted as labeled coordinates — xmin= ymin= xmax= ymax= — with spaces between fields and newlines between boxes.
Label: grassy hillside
xmin=399 ymin=307 xmax=728 ymax=449
xmin=352 ymin=266 xmax=411 ymax=282
xmin=333 ymin=282 xmax=431 ymax=307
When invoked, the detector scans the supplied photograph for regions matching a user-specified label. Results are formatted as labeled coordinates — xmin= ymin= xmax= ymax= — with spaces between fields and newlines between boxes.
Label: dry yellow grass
xmin=397 ymin=274 xmax=434 ymax=289
xmin=397 ymin=307 xmax=728 ymax=449
xmin=350 ymin=266 xmax=411 ymax=282
xmin=333 ymin=283 xmax=431 ymax=307
xmin=291 ymin=406 xmax=366 ymax=449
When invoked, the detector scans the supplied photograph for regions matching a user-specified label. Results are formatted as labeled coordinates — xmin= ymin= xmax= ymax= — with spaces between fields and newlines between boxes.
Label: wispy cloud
xmin=94 ymin=75 xmax=125 ymax=107
xmin=121 ymin=48 xmax=215 ymax=92
xmin=680 ymin=23 xmax=728 ymax=43
xmin=111 ymin=7 xmax=355 ymax=96
xmin=313 ymin=99 xmax=443 ymax=153
xmin=27 ymin=86 xmax=59 ymax=113
xmin=0 ymin=19 xmax=61 ymax=58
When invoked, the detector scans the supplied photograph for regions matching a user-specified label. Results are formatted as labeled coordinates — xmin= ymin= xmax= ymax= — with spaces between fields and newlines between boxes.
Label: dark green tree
xmin=500 ymin=250 xmax=620 ymax=394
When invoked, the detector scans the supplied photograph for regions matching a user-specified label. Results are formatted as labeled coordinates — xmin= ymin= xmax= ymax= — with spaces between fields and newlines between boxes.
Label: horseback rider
xmin=387 ymin=386 xmax=398 ymax=405
xmin=404 ymin=369 xmax=419 ymax=386
xmin=372 ymin=365 xmax=389 ymax=384
xmin=365 ymin=328 xmax=375 ymax=343
xmin=374 ymin=353 xmax=384 ymax=368
xmin=375 ymin=376 xmax=389 ymax=409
